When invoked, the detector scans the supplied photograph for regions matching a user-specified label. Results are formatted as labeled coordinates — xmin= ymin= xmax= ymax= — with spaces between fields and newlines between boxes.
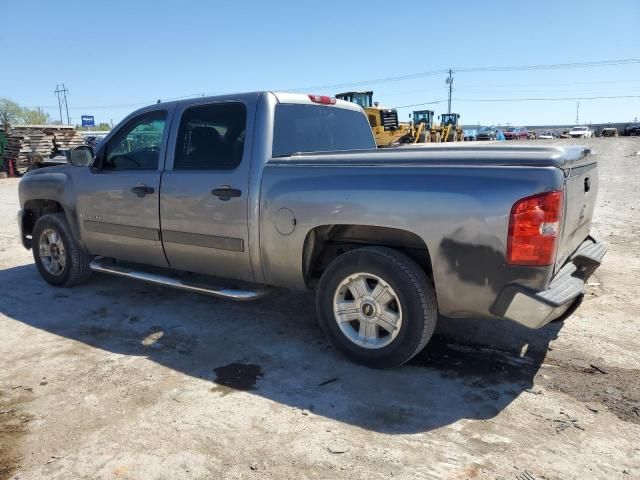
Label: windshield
xmin=479 ymin=127 xmax=493 ymax=133
xmin=572 ymin=127 xmax=587 ymax=131
xmin=273 ymin=104 xmax=376 ymax=157
xmin=506 ymin=127 xmax=517 ymax=132
xmin=414 ymin=112 xmax=431 ymax=123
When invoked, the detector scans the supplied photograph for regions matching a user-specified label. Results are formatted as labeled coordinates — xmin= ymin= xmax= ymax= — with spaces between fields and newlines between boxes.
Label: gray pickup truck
xmin=18 ymin=92 xmax=605 ymax=368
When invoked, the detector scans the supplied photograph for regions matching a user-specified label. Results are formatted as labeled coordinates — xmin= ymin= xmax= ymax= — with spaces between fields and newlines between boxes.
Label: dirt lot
xmin=1 ymin=137 xmax=639 ymax=480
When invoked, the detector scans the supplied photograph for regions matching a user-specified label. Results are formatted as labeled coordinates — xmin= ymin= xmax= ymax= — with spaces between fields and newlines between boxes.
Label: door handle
xmin=131 ymin=184 xmax=154 ymax=197
xmin=211 ymin=186 xmax=241 ymax=201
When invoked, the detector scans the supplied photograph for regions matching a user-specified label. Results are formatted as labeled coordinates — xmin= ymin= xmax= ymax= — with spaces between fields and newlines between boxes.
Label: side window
xmin=174 ymin=103 xmax=246 ymax=170
xmin=103 ymin=110 xmax=166 ymax=170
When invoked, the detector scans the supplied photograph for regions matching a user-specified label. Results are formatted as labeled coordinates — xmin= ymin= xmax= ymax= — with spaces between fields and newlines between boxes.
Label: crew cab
xmin=18 ymin=92 xmax=605 ymax=368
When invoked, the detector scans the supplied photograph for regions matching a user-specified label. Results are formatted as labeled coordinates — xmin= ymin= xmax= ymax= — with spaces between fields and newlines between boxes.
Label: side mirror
xmin=68 ymin=145 xmax=94 ymax=166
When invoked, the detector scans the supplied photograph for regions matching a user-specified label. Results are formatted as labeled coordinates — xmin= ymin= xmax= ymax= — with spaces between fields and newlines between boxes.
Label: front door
xmin=160 ymin=100 xmax=254 ymax=282
xmin=76 ymin=108 xmax=171 ymax=267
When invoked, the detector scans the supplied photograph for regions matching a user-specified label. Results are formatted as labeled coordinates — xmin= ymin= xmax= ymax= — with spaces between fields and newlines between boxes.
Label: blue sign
xmin=81 ymin=115 xmax=95 ymax=127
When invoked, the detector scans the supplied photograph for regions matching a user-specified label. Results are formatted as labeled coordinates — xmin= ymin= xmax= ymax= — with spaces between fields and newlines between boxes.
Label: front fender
xmin=19 ymin=166 xmax=82 ymax=246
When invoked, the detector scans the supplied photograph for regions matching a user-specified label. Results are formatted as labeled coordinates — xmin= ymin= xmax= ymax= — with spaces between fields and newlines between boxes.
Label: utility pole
xmin=575 ymin=100 xmax=580 ymax=125
xmin=446 ymin=69 xmax=454 ymax=114
xmin=54 ymin=84 xmax=70 ymax=125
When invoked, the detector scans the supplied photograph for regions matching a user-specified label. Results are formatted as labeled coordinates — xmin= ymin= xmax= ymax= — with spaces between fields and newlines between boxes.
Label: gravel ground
xmin=1 ymin=137 xmax=639 ymax=480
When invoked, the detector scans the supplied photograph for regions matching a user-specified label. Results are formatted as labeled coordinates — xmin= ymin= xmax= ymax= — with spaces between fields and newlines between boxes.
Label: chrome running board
xmin=89 ymin=256 xmax=271 ymax=301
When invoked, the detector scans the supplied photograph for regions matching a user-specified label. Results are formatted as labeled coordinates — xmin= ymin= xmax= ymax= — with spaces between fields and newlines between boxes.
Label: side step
xmin=89 ymin=257 xmax=271 ymax=301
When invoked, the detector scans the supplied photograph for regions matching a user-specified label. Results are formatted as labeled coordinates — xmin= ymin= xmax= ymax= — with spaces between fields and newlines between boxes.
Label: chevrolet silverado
xmin=18 ymin=92 xmax=605 ymax=367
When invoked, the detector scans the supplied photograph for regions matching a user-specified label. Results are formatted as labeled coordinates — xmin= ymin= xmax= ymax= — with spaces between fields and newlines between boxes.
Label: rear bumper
xmin=492 ymin=236 xmax=606 ymax=328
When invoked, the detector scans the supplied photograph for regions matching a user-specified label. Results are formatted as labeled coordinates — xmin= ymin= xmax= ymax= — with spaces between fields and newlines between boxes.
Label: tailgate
xmin=556 ymin=149 xmax=598 ymax=271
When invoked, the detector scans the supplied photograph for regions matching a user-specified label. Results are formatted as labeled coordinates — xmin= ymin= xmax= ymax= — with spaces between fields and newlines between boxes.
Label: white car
xmin=538 ymin=132 xmax=555 ymax=139
xmin=568 ymin=126 xmax=593 ymax=138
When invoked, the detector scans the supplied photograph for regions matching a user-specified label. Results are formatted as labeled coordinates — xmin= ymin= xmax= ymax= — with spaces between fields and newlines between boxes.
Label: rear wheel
xmin=315 ymin=247 xmax=438 ymax=368
xmin=33 ymin=213 xmax=92 ymax=287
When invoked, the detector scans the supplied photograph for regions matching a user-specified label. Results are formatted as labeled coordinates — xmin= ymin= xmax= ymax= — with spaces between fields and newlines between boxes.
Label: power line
xmin=35 ymin=58 xmax=640 ymax=113
xmin=394 ymin=94 xmax=640 ymax=109
xmin=456 ymin=94 xmax=640 ymax=102
xmin=284 ymin=58 xmax=640 ymax=92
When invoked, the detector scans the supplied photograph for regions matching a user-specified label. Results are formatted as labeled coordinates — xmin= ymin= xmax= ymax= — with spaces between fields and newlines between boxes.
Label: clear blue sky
xmin=1 ymin=0 xmax=638 ymax=127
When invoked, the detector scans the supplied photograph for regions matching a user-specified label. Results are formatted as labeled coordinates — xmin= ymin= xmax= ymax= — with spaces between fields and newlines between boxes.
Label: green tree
xmin=0 ymin=98 xmax=22 ymax=130
xmin=21 ymin=107 xmax=51 ymax=125
xmin=97 ymin=122 xmax=111 ymax=131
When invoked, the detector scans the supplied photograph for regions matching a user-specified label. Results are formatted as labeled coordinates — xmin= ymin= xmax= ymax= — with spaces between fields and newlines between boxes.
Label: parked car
xmin=600 ymin=127 xmax=618 ymax=137
xmin=538 ymin=131 xmax=557 ymax=140
xmin=84 ymin=135 xmax=107 ymax=149
xmin=568 ymin=126 xmax=593 ymax=138
xmin=18 ymin=91 xmax=605 ymax=368
xmin=503 ymin=127 xmax=529 ymax=140
xmin=463 ymin=129 xmax=477 ymax=141
xmin=476 ymin=126 xmax=497 ymax=140
xmin=624 ymin=124 xmax=640 ymax=136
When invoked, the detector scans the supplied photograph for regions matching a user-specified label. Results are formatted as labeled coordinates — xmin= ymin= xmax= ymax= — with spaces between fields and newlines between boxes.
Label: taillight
xmin=308 ymin=94 xmax=336 ymax=105
xmin=507 ymin=191 xmax=563 ymax=266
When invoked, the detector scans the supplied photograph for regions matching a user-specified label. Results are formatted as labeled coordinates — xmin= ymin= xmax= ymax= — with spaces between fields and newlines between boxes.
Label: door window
xmin=103 ymin=110 xmax=167 ymax=170
xmin=174 ymin=103 xmax=247 ymax=170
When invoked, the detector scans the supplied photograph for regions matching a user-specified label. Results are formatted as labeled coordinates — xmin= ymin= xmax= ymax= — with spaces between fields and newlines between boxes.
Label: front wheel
xmin=33 ymin=213 xmax=92 ymax=287
xmin=315 ymin=247 xmax=438 ymax=368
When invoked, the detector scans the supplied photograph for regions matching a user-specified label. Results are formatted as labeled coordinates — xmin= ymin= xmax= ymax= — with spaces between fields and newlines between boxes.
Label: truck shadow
xmin=0 ymin=264 xmax=563 ymax=434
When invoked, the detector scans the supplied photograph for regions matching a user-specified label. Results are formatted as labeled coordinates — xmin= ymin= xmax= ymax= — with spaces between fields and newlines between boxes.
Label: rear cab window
xmin=272 ymin=104 xmax=375 ymax=157
xmin=174 ymin=103 xmax=246 ymax=170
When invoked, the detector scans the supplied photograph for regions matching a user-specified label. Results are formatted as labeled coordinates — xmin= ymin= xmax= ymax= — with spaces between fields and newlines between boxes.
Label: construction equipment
xmin=438 ymin=113 xmax=464 ymax=142
xmin=336 ymin=91 xmax=415 ymax=147
xmin=410 ymin=110 xmax=443 ymax=143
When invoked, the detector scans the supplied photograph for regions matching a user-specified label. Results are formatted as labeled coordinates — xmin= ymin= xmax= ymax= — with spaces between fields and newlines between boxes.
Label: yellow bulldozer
xmin=335 ymin=91 xmax=416 ymax=147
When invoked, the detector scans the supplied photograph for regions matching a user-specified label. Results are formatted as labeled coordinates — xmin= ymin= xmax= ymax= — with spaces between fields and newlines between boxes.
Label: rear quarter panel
xmin=259 ymin=163 xmax=565 ymax=318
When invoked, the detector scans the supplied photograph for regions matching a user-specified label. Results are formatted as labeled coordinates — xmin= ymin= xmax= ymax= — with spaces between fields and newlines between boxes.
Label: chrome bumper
xmin=492 ymin=236 xmax=606 ymax=329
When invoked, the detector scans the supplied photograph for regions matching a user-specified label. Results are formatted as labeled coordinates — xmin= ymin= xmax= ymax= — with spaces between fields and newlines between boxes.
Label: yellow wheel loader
xmin=336 ymin=91 xmax=415 ymax=147
xmin=438 ymin=113 xmax=464 ymax=142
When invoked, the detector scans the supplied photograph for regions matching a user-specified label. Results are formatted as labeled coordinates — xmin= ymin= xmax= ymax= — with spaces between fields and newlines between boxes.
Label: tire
xmin=32 ymin=213 xmax=92 ymax=287
xmin=315 ymin=247 xmax=438 ymax=368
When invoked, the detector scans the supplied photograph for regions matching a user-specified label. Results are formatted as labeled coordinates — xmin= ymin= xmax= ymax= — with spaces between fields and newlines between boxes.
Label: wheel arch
xmin=302 ymin=224 xmax=434 ymax=288
xmin=21 ymin=199 xmax=81 ymax=249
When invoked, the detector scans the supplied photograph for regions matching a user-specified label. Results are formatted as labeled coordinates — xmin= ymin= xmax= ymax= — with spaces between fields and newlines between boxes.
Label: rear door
xmin=160 ymin=99 xmax=255 ymax=282
xmin=76 ymin=108 xmax=171 ymax=267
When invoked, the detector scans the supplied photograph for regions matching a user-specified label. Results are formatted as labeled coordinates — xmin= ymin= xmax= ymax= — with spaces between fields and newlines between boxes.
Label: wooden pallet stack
xmin=4 ymin=125 xmax=85 ymax=174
